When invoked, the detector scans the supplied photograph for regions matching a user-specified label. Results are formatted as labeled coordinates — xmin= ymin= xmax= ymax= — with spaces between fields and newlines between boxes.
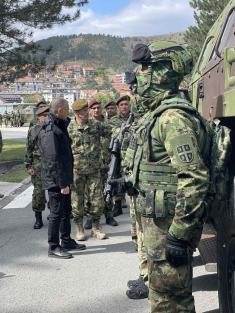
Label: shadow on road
xmin=107 ymin=230 xmax=131 ymax=237
xmin=193 ymin=273 xmax=218 ymax=292
xmin=0 ymin=272 xmax=15 ymax=280
xmin=72 ymin=240 xmax=136 ymax=256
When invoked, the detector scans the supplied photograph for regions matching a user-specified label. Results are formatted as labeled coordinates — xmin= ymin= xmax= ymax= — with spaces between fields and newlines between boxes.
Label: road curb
xmin=0 ymin=176 xmax=31 ymax=209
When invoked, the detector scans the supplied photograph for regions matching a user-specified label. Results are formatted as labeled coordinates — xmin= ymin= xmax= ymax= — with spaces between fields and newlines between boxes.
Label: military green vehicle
xmin=190 ymin=1 xmax=235 ymax=311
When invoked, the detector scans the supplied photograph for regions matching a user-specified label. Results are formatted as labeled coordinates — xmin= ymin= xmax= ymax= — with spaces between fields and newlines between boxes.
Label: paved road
xmin=0 ymin=188 xmax=219 ymax=313
xmin=1 ymin=127 xmax=28 ymax=141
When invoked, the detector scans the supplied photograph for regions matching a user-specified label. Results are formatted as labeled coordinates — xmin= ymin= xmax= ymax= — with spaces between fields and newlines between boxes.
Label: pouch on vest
xmin=137 ymin=189 xmax=168 ymax=218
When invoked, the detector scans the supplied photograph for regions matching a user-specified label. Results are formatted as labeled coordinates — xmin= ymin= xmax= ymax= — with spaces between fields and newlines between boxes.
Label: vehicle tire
xmin=217 ymin=175 xmax=235 ymax=313
xmin=218 ymin=233 xmax=235 ymax=313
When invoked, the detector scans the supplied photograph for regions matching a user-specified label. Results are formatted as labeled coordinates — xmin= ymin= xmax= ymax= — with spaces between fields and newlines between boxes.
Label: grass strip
xmin=0 ymin=140 xmax=26 ymax=162
xmin=0 ymin=164 xmax=28 ymax=183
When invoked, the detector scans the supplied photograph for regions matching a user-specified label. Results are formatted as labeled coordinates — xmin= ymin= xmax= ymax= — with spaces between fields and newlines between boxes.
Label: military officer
xmin=109 ymin=95 xmax=131 ymax=128
xmin=124 ymin=41 xmax=210 ymax=312
xmin=109 ymin=95 xmax=132 ymax=217
xmin=104 ymin=101 xmax=117 ymax=120
xmin=69 ymin=99 xmax=108 ymax=241
xmin=88 ymin=97 xmax=118 ymax=227
xmin=25 ymin=105 xmax=49 ymax=229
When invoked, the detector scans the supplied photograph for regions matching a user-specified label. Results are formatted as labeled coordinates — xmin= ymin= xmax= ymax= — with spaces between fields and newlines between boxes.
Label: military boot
xmin=113 ymin=200 xmax=123 ymax=217
xmin=126 ymin=277 xmax=148 ymax=300
xmin=75 ymin=224 xmax=86 ymax=241
xmin=84 ymin=217 xmax=92 ymax=229
xmin=106 ymin=215 xmax=118 ymax=226
xmin=91 ymin=222 xmax=107 ymax=240
xmin=34 ymin=212 xmax=43 ymax=229
xmin=127 ymin=276 xmax=144 ymax=289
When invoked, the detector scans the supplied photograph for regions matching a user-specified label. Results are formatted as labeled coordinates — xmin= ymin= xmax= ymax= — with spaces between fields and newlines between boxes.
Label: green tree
xmin=185 ymin=0 xmax=229 ymax=62
xmin=0 ymin=0 xmax=88 ymax=82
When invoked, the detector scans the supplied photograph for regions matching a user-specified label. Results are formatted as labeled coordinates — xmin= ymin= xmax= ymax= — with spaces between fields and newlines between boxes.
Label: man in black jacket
xmin=38 ymin=97 xmax=86 ymax=259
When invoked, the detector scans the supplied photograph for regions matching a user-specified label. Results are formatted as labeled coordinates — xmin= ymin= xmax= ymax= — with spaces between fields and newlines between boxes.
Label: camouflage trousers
xmin=130 ymin=196 xmax=148 ymax=281
xmin=31 ymin=171 xmax=46 ymax=213
xmin=71 ymin=172 xmax=104 ymax=224
xmin=101 ymin=170 xmax=113 ymax=218
xmin=141 ymin=216 xmax=195 ymax=313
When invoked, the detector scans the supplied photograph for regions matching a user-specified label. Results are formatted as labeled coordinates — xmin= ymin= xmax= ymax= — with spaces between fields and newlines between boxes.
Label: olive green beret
xmin=72 ymin=99 xmax=88 ymax=112
xmin=104 ymin=101 xmax=116 ymax=109
xmin=88 ymin=98 xmax=101 ymax=109
xmin=36 ymin=105 xmax=50 ymax=116
xmin=116 ymin=95 xmax=130 ymax=106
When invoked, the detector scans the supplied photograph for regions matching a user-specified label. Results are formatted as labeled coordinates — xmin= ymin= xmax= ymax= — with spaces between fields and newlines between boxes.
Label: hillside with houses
xmin=0 ymin=32 xmax=184 ymax=114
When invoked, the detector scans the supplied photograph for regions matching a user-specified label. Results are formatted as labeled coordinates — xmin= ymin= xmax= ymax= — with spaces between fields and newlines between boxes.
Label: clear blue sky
xmin=85 ymin=0 xmax=131 ymax=15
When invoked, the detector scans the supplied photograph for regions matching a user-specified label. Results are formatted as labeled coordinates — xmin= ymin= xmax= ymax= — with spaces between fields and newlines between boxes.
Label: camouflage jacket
xmin=91 ymin=118 xmax=112 ymax=171
xmin=68 ymin=118 xmax=110 ymax=175
xmin=124 ymin=97 xmax=210 ymax=244
xmin=25 ymin=119 xmax=42 ymax=169
xmin=109 ymin=113 xmax=130 ymax=130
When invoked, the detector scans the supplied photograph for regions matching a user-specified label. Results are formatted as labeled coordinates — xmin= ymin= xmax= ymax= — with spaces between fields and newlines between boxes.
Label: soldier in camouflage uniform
xmin=3 ymin=111 xmax=9 ymax=127
xmin=69 ymin=99 xmax=108 ymax=241
xmin=104 ymin=101 xmax=117 ymax=120
xmin=109 ymin=95 xmax=132 ymax=217
xmin=10 ymin=111 xmax=15 ymax=127
xmin=124 ymin=41 xmax=210 ymax=312
xmin=0 ymin=113 xmax=2 ymax=127
xmin=25 ymin=104 xmax=49 ymax=229
xmin=15 ymin=110 xmax=21 ymax=127
xmin=88 ymin=98 xmax=118 ymax=227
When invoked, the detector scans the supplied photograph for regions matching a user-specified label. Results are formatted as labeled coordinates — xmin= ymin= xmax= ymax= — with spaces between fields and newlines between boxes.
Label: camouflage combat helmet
xmin=132 ymin=40 xmax=193 ymax=112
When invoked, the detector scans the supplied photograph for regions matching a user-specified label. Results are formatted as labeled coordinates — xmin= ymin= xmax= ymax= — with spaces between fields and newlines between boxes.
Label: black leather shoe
xmin=61 ymin=239 xmax=86 ymax=251
xmin=126 ymin=282 xmax=148 ymax=299
xmin=84 ymin=217 xmax=92 ymax=229
xmin=106 ymin=216 xmax=118 ymax=226
xmin=48 ymin=246 xmax=73 ymax=259
xmin=34 ymin=212 xmax=43 ymax=229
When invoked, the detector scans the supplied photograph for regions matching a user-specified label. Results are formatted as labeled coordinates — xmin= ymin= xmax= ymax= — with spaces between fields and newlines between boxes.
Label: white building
xmin=42 ymin=88 xmax=80 ymax=108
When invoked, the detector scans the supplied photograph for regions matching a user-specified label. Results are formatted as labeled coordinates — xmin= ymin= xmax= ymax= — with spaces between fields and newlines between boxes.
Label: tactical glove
xmin=165 ymin=233 xmax=189 ymax=267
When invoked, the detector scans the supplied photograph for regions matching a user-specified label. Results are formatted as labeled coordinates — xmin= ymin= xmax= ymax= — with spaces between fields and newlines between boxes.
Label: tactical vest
xmin=124 ymin=97 xmax=210 ymax=218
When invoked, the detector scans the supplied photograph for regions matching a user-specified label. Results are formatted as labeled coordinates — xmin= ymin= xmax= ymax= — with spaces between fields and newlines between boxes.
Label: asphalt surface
xmin=1 ymin=127 xmax=28 ymax=141
xmin=0 ymin=195 xmax=219 ymax=313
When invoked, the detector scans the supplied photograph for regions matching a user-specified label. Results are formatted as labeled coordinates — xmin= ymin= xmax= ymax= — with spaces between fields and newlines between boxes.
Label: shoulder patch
xmin=169 ymin=134 xmax=200 ymax=166
xmin=176 ymin=144 xmax=193 ymax=163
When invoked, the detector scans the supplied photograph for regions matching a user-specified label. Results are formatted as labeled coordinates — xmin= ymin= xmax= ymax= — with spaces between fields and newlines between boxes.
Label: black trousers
xmin=48 ymin=187 xmax=72 ymax=250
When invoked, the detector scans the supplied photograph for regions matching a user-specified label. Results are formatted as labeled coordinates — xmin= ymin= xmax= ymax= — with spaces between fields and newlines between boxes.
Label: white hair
xmin=50 ymin=97 xmax=68 ymax=114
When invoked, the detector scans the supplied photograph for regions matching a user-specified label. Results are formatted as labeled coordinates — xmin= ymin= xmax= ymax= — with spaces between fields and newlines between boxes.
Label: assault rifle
xmin=104 ymin=112 xmax=134 ymax=203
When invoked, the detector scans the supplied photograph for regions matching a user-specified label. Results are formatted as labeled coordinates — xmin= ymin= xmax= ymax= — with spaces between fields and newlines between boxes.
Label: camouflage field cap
xmin=36 ymin=105 xmax=49 ymax=116
xmin=72 ymin=99 xmax=88 ymax=112
xmin=36 ymin=99 xmax=47 ymax=108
